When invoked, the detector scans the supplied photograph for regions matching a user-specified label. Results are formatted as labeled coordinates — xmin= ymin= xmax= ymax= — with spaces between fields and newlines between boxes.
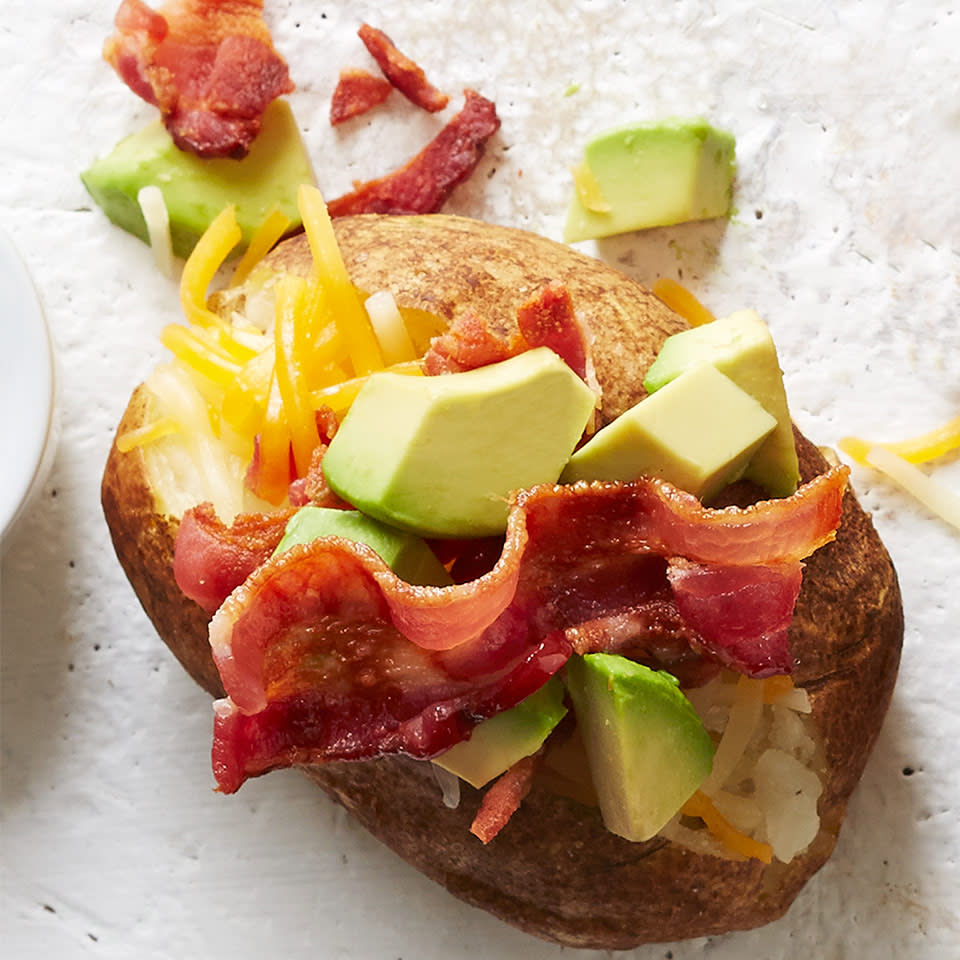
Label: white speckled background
xmin=2 ymin=1 xmax=958 ymax=957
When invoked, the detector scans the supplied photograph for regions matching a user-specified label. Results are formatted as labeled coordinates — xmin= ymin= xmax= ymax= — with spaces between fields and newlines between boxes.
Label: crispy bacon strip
xmin=103 ymin=0 xmax=294 ymax=158
xmin=329 ymin=68 xmax=392 ymax=126
xmin=357 ymin=23 xmax=449 ymax=113
xmin=326 ymin=89 xmax=500 ymax=217
xmin=470 ymin=751 xmax=542 ymax=844
xmin=206 ymin=468 xmax=847 ymax=791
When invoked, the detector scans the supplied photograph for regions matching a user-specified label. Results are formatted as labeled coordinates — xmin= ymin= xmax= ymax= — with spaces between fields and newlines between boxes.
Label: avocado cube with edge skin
xmin=564 ymin=119 xmax=736 ymax=242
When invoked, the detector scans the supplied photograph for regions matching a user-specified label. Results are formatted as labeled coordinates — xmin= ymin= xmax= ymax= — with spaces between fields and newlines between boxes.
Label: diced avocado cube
xmin=433 ymin=677 xmax=568 ymax=788
xmin=563 ymin=119 xmax=736 ymax=242
xmin=274 ymin=506 xmax=452 ymax=587
xmin=643 ymin=309 xmax=800 ymax=497
xmin=561 ymin=363 xmax=776 ymax=501
xmin=566 ymin=654 xmax=714 ymax=842
xmin=322 ymin=348 xmax=597 ymax=538
xmin=81 ymin=99 xmax=315 ymax=259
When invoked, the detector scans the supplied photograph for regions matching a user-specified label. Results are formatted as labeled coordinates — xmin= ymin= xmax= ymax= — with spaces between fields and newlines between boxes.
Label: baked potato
xmin=102 ymin=213 xmax=903 ymax=949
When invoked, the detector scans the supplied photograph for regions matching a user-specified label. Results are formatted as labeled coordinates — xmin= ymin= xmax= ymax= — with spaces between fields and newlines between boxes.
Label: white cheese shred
xmin=864 ymin=445 xmax=960 ymax=531
xmin=137 ymin=185 xmax=175 ymax=279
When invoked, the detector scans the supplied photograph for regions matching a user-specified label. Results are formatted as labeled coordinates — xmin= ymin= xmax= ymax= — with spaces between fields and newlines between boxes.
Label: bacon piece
xmin=668 ymin=561 xmax=804 ymax=677
xmin=173 ymin=503 xmax=293 ymax=613
xmin=103 ymin=0 xmax=294 ymax=158
xmin=357 ymin=23 xmax=449 ymax=113
xmin=423 ymin=284 xmax=596 ymax=387
xmin=326 ymin=90 xmax=500 ymax=217
xmin=470 ymin=751 xmax=542 ymax=844
xmin=207 ymin=468 xmax=847 ymax=791
xmin=212 ymin=618 xmax=571 ymax=792
xmin=422 ymin=311 xmax=522 ymax=375
xmin=517 ymin=284 xmax=590 ymax=381
xmin=329 ymin=68 xmax=392 ymax=125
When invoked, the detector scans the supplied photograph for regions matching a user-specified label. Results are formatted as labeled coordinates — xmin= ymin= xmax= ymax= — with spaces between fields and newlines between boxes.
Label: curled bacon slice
xmin=668 ymin=560 xmax=804 ymax=677
xmin=208 ymin=468 xmax=847 ymax=791
xmin=357 ymin=23 xmax=449 ymax=113
xmin=329 ymin=68 xmax=392 ymax=126
xmin=103 ymin=0 xmax=294 ymax=158
xmin=326 ymin=90 xmax=500 ymax=217
xmin=173 ymin=503 xmax=294 ymax=614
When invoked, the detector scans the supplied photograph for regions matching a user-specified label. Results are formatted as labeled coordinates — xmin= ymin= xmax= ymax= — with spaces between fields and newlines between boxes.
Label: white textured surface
xmin=2 ymin=2 xmax=959 ymax=958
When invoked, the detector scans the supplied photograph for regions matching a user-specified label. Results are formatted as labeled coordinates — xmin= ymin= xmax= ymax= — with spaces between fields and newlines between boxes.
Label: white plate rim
xmin=0 ymin=228 xmax=56 ymax=542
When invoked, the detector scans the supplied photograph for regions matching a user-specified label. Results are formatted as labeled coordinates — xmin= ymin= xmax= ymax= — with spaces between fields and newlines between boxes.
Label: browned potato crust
xmin=101 ymin=215 xmax=902 ymax=949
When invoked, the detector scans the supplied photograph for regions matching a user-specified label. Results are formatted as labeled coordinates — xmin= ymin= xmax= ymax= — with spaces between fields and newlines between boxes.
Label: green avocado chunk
xmin=563 ymin=119 xmax=736 ymax=242
xmin=322 ymin=347 xmax=597 ymax=538
xmin=81 ymin=99 xmax=315 ymax=259
xmin=561 ymin=363 xmax=776 ymax=501
xmin=566 ymin=654 xmax=714 ymax=842
xmin=274 ymin=506 xmax=452 ymax=587
xmin=433 ymin=677 xmax=568 ymax=788
xmin=643 ymin=309 xmax=800 ymax=497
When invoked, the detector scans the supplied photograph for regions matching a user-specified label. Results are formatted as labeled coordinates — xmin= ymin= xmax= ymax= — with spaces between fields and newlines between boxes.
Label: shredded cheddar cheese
xmin=180 ymin=205 xmax=242 ymax=328
xmin=299 ymin=184 xmax=384 ymax=376
xmin=311 ymin=361 xmax=424 ymax=415
xmin=681 ymin=790 xmax=774 ymax=864
xmin=652 ymin=277 xmax=716 ymax=327
xmin=231 ymin=206 xmax=291 ymax=287
xmin=273 ymin=275 xmax=321 ymax=476
xmin=116 ymin=415 xmax=179 ymax=452
xmin=840 ymin=413 xmax=960 ymax=466
xmin=840 ymin=442 xmax=960 ymax=532
xmin=133 ymin=190 xmax=438 ymax=509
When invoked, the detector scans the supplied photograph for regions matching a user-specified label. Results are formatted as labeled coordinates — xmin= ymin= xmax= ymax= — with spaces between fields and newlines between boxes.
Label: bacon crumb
xmin=103 ymin=0 xmax=294 ymax=158
xmin=470 ymin=751 xmax=542 ymax=844
xmin=330 ymin=67 xmax=393 ymax=125
xmin=358 ymin=23 xmax=449 ymax=113
xmin=327 ymin=89 xmax=500 ymax=218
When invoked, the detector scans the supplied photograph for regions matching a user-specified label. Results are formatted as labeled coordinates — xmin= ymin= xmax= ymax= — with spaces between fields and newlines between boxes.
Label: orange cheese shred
xmin=180 ymin=205 xmax=242 ymax=328
xmin=273 ymin=275 xmax=321 ymax=476
xmin=681 ymin=790 xmax=774 ymax=864
xmin=299 ymin=184 xmax=384 ymax=376
xmin=256 ymin=372 xmax=293 ymax=506
xmin=231 ymin=206 xmax=292 ymax=287
xmin=652 ymin=277 xmax=716 ymax=327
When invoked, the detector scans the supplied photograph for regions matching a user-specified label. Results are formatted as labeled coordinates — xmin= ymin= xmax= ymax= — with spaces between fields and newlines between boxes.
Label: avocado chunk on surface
xmin=433 ymin=677 xmax=568 ymax=788
xmin=274 ymin=506 xmax=452 ymax=587
xmin=563 ymin=119 xmax=736 ymax=242
xmin=81 ymin=99 xmax=315 ymax=259
xmin=643 ymin=309 xmax=800 ymax=497
xmin=322 ymin=347 xmax=597 ymax=538
xmin=566 ymin=654 xmax=715 ymax=843
xmin=561 ymin=363 xmax=776 ymax=501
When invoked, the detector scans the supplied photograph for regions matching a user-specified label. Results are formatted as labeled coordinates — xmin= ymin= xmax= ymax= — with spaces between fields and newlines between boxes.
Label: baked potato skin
xmin=101 ymin=215 xmax=903 ymax=949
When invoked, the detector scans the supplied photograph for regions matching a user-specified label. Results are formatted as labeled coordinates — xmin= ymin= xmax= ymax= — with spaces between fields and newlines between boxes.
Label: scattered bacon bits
xmin=357 ymin=23 xmax=449 ymax=113
xmin=327 ymin=89 xmax=500 ymax=218
xmin=103 ymin=0 xmax=294 ymax=158
xmin=330 ymin=67 xmax=393 ymax=125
